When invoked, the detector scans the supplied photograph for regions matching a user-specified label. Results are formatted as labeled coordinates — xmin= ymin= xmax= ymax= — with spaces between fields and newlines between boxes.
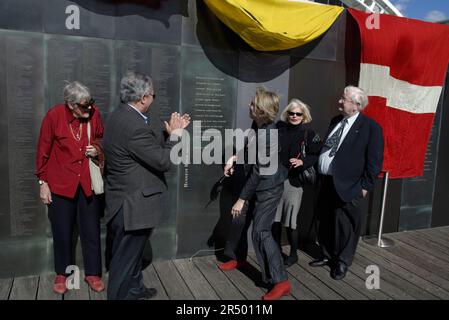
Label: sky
xmin=390 ymin=0 xmax=449 ymax=22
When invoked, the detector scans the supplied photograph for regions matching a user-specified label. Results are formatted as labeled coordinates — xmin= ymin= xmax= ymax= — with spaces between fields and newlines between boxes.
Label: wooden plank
xmin=153 ymin=260 xmax=194 ymax=300
xmin=353 ymin=253 xmax=419 ymax=300
xmin=9 ymin=276 xmax=39 ymax=300
xmin=390 ymin=232 xmax=449 ymax=264
xmin=417 ymin=229 xmax=449 ymax=247
xmin=193 ymin=256 xmax=245 ymax=300
xmin=382 ymin=238 xmax=449 ymax=282
xmin=424 ymin=228 xmax=449 ymax=243
xmin=407 ymin=230 xmax=449 ymax=253
xmin=286 ymin=261 xmax=344 ymax=300
xmin=36 ymin=274 xmax=62 ymax=300
xmin=356 ymin=244 xmax=443 ymax=299
xmin=347 ymin=257 xmax=411 ymax=300
xmin=301 ymin=253 xmax=392 ymax=300
xmin=142 ymin=265 xmax=168 ymax=300
xmin=173 ymin=259 xmax=220 ymax=300
xmin=0 ymin=278 xmax=13 ymax=300
xmin=64 ymin=271 xmax=90 ymax=300
xmin=247 ymin=253 xmax=316 ymax=300
xmin=359 ymin=240 xmax=449 ymax=297
xmin=295 ymin=254 xmax=369 ymax=300
xmin=415 ymin=229 xmax=449 ymax=248
xmin=431 ymin=227 xmax=449 ymax=238
xmin=88 ymin=273 xmax=108 ymax=300
xmin=211 ymin=258 xmax=265 ymax=300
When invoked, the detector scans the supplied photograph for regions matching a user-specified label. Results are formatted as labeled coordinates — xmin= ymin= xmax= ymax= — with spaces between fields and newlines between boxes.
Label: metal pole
xmin=363 ymin=171 xmax=395 ymax=248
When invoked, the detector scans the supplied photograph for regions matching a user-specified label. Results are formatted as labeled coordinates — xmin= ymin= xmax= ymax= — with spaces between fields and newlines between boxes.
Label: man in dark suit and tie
xmin=103 ymin=71 xmax=190 ymax=299
xmin=309 ymin=86 xmax=384 ymax=280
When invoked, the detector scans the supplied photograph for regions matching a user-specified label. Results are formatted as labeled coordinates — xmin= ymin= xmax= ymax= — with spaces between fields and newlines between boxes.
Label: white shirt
xmin=128 ymin=103 xmax=148 ymax=123
xmin=318 ymin=112 xmax=360 ymax=175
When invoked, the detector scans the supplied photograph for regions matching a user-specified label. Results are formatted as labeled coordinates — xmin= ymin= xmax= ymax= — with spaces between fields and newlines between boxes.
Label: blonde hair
xmin=252 ymin=87 xmax=279 ymax=124
xmin=281 ymin=98 xmax=312 ymax=124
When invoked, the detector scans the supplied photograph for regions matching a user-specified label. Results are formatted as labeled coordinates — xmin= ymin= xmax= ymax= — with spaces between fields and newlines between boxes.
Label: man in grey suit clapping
xmin=103 ymin=71 xmax=190 ymax=300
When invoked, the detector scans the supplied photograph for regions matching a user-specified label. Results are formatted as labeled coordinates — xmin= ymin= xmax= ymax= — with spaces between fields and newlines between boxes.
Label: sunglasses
xmin=288 ymin=111 xmax=303 ymax=117
xmin=75 ymin=98 xmax=95 ymax=110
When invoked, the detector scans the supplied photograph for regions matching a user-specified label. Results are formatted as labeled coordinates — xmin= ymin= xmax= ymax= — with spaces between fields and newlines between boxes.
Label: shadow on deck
xmin=2 ymin=226 xmax=449 ymax=300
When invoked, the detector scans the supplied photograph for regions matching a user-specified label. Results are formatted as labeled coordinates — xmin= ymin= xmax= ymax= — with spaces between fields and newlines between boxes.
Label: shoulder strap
xmin=87 ymin=121 xmax=91 ymax=144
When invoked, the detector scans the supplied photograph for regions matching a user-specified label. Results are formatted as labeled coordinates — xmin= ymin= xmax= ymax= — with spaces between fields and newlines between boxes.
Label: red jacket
xmin=35 ymin=104 xmax=104 ymax=198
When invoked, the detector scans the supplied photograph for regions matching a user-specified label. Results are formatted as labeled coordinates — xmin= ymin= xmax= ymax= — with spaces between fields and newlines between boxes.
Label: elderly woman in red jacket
xmin=35 ymin=81 xmax=105 ymax=294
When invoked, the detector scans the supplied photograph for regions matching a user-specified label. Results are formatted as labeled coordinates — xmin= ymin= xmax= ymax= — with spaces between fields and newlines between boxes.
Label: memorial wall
xmin=0 ymin=0 xmax=448 ymax=278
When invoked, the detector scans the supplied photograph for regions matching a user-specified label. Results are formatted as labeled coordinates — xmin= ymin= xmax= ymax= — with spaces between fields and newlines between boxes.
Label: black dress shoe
xmin=331 ymin=262 xmax=348 ymax=281
xmin=308 ymin=257 xmax=329 ymax=267
xmin=126 ymin=287 xmax=158 ymax=300
xmin=284 ymin=255 xmax=298 ymax=267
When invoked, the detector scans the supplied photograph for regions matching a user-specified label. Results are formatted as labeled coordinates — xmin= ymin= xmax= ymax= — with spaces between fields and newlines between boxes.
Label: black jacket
xmin=323 ymin=113 xmax=384 ymax=202
xmin=277 ymin=121 xmax=322 ymax=187
xmin=239 ymin=122 xmax=288 ymax=200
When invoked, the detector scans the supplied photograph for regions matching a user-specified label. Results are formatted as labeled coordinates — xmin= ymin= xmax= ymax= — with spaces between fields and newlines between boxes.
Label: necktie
xmin=325 ymin=119 xmax=347 ymax=157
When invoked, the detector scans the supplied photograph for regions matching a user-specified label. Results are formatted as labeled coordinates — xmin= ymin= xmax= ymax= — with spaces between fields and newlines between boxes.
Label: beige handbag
xmin=87 ymin=122 xmax=104 ymax=195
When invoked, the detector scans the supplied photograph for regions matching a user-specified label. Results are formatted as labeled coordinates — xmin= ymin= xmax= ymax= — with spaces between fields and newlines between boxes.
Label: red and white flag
xmin=349 ymin=9 xmax=449 ymax=179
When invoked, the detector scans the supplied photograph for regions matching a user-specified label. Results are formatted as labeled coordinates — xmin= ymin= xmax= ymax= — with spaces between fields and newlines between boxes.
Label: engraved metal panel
xmin=176 ymin=46 xmax=238 ymax=257
xmin=45 ymin=34 xmax=113 ymax=117
xmin=0 ymin=31 xmax=48 ymax=277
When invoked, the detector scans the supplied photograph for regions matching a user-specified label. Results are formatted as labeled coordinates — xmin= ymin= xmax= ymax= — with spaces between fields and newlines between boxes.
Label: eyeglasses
xmin=340 ymin=96 xmax=353 ymax=104
xmin=75 ymin=98 xmax=95 ymax=110
xmin=146 ymin=93 xmax=156 ymax=100
xmin=288 ymin=111 xmax=303 ymax=117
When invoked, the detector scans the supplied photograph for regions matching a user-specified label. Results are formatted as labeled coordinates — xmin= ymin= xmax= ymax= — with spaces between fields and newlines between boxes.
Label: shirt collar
xmin=128 ymin=103 xmax=148 ymax=123
xmin=343 ymin=111 xmax=360 ymax=127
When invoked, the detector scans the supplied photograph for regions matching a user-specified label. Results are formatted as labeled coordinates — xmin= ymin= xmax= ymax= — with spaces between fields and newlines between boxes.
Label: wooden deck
xmin=2 ymin=226 xmax=449 ymax=300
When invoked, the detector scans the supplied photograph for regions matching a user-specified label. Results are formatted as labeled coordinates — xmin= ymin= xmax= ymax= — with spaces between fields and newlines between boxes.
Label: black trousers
xmin=107 ymin=208 xmax=152 ymax=300
xmin=47 ymin=187 xmax=102 ymax=276
xmin=317 ymin=175 xmax=363 ymax=266
xmin=252 ymin=185 xmax=287 ymax=284
xmin=223 ymin=199 xmax=255 ymax=262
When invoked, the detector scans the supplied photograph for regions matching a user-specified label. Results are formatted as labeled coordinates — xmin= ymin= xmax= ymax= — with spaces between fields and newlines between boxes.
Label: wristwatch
xmin=38 ymin=179 xmax=46 ymax=185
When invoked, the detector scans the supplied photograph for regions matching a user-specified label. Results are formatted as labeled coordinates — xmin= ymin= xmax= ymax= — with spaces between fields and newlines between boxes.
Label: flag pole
xmin=363 ymin=171 xmax=395 ymax=248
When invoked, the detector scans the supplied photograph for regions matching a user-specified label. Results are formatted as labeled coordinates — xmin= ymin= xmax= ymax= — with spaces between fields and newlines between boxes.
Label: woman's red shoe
xmin=262 ymin=280 xmax=291 ymax=300
xmin=53 ymin=275 xmax=67 ymax=295
xmin=218 ymin=260 xmax=248 ymax=271
xmin=85 ymin=276 xmax=105 ymax=292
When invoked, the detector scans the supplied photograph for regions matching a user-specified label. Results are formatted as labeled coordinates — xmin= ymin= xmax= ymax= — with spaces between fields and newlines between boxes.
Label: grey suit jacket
xmin=103 ymin=104 xmax=178 ymax=231
xmin=239 ymin=122 xmax=288 ymax=201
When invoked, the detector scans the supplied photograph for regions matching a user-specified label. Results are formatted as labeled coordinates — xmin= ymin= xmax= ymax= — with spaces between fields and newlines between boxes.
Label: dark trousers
xmin=223 ymin=199 xmax=255 ymax=262
xmin=317 ymin=175 xmax=363 ymax=266
xmin=47 ymin=187 xmax=102 ymax=276
xmin=107 ymin=208 xmax=152 ymax=300
xmin=253 ymin=184 xmax=287 ymax=284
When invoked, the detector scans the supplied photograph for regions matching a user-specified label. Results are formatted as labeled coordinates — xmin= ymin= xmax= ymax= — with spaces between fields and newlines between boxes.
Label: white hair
xmin=120 ymin=71 xmax=153 ymax=103
xmin=63 ymin=81 xmax=91 ymax=104
xmin=344 ymin=85 xmax=369 ymax=110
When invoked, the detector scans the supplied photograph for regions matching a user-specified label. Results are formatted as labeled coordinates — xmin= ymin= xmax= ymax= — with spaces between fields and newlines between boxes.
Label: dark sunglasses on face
xmin=76 ymin=98 xmax=95 ymax=110
xmin=288 ymin=111 xmax=303 ymax=117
